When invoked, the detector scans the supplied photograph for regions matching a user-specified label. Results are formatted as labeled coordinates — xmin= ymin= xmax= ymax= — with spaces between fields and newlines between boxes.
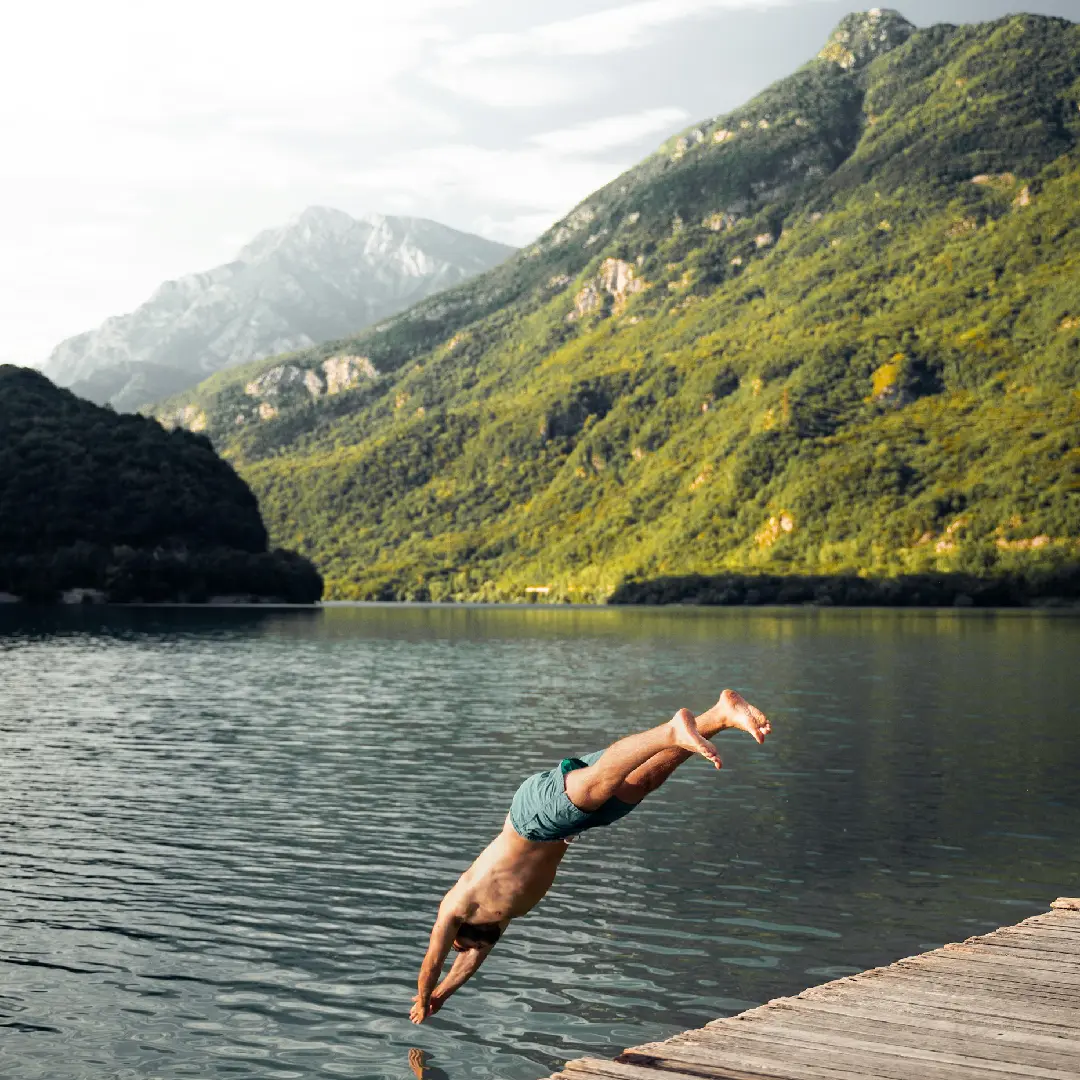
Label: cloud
xmin=335 ymin=142 xmax=623 ymax=243
xmin=0 ymin=0 xmax=860 ymax=365
xmin=334 ymin=106 xmax=692 ymax=245
xmin=424 ymin=0 xmax=807 ymax=112
xmin=340 ymin=141 xmax=617 ymax=205
xmin=530 ymin=108 xmax=691 ymax=155
xmin=446 ymin=0 xmax=804 ymax=62
xmin=425 ymin=62 xmax=601 ymax=108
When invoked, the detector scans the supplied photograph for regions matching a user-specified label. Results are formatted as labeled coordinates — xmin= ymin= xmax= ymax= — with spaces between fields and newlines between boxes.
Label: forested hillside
xmin=156 ymin=11 xmax=1080 ymax=603
xmin=0 ymin=366 xmax=322 ymax=602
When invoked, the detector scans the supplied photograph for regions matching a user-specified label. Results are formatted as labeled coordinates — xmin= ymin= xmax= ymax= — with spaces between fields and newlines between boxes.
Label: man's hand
xmin=410 ymin=994 xmax=431 ymax=1024
xmin=410 ymin=991 xmax=447 ymax=1024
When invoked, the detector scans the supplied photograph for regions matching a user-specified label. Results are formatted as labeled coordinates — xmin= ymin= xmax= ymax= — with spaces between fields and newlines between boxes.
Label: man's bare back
xmin=411 ymin=690 xmax=770 ymax=1023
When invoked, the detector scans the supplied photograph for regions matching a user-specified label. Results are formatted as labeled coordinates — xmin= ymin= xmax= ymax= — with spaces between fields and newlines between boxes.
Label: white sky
xmin=2 ymin=0 xmax=1075 ymax=366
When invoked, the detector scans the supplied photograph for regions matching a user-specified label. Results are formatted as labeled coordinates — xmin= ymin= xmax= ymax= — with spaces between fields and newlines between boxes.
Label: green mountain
xmin=0 ymin=366 xmax=322 ymax=603
xmin=155 ymin=10 xmax=1080 ymax=603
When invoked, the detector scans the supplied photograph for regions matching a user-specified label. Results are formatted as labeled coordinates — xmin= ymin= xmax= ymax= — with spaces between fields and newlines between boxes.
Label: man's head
xmin=453 ymin=921 xmax=502 ymax=952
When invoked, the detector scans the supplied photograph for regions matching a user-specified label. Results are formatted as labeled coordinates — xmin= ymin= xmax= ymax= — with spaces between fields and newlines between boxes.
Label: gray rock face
xmin=43 ymin=207 xmax=515 ymax=411
xmin=818 ymin=8 xmax=915 ymax=72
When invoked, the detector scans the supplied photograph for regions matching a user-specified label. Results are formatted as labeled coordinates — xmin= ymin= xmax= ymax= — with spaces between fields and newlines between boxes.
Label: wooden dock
xmin=548 ymin=898 xmax=1080 ymax=1080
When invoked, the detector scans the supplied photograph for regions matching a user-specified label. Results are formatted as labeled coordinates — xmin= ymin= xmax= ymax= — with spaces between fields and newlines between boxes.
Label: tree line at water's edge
xmin=151 ymin=13 xmax=1080 ymax=606
xmin=0 ymin=366 xmax=323 ymax=603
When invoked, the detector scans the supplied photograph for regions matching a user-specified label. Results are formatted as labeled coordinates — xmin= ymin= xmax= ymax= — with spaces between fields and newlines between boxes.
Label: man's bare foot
xmin=693 ymin=690 xmax=770 ymax=743
xmin=670 ymin=708 xmax=724 ymax=769
xmin=711 ymin=689 xmax=770 ymax=743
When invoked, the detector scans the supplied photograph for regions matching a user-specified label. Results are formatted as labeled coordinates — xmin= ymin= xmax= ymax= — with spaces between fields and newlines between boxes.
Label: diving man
xmin=411 ymin=690 xmax=770 ymax=1023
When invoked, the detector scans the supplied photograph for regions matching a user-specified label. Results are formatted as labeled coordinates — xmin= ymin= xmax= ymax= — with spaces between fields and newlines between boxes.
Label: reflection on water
xmin=0 ymin=604 xmax=1078 ymax=1080
xmin=409 ymin=1047 xmax=450 ymax=1080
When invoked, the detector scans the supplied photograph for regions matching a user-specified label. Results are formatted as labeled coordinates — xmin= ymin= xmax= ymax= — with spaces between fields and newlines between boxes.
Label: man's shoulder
xmin=439 ymin=882 xmax=479 ymax=922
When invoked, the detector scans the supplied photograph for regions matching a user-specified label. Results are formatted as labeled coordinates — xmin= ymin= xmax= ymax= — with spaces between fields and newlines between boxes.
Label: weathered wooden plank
xmin=945 ymin=939 xmax=1080 ymax=963
xmin=994 ymin=926 xmax=1080 ymax=948
xmin=622 ymin=1057 xmax=882 ymax=1080
xmin=631 ymin=1029 xmax=1031 ymax=1080
xmin=795 ymin=978 xmax=1080 ymax=1029
xmin=1027 ymin=912 xmax=1080 ymax=935
xmin=818 ymin=969 xmax=1080 ymax=1011
xmin=619 ymin=1050 xmax=865 ymax=1080
xmin=989 ymin=924 xmax=1080 ymax=941
xmin=561 ymin=1055 xmax=797 ymax=1080
xmin=714 ymin=1008 xmax=1080 ymax=1071
xmin=824 ymin=961 xmax=1080 ymax=1000
xmin=624 ymin=1034 xmax=975 ymax=1080
xmin=981 ymin=928 xmax=1080 ymax=955
xmin=679 ymin=1024 xmax=1080 ymax=1079
xmin=973 ymin=939 xmax=1080 ymax=964
xmin=784 ymin=994 xmax=1080 ymax=1046
xmin=982 ymin=921 xmax=1080 ymax=941
xmin=941 ymin=941 xmax=1080 ymax=970
xmin=896 ymin=952 xmax=1080 ymax=986
xmin=1033 ymin=913 xmax=1080 ymax=929
xmin=878 ymin=967 xmax=1080 ymax=1001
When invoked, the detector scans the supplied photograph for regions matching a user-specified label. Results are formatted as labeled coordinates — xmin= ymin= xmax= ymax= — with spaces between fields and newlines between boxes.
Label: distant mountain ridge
xmin=41 ymin=208 xmax=515 ymax=411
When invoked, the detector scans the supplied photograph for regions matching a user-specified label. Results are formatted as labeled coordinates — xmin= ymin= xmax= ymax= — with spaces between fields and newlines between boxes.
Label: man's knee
xmin=565 ymin=770 xmax=608 ymax=812
xmin=615 ymin=777 xmax=652 ymax=805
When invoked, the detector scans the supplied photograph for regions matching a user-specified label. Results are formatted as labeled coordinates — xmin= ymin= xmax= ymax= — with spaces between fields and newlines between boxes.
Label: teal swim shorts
xmin=508 ymin=750 xmax=639 ymax=842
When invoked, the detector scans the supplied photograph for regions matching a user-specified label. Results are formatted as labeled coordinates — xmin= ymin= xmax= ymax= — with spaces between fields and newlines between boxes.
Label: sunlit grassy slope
xmin=156 ymin=11 xmax=1080 ymax=601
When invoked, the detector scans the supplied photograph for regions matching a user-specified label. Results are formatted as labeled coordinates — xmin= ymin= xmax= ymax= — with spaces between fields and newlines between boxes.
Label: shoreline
xmin=3 ymin=599 xmax=1076 ymax=616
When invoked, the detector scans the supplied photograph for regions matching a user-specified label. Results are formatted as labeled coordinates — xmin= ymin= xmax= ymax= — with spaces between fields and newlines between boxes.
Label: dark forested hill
xmin=155 ymin=11 xmax=1080 ymax=604
xmin=0 ymin=366 xmax=322 ymax=602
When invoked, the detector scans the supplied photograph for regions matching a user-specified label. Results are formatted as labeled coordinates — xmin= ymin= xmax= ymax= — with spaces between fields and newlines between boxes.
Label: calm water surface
xmin=0 ymin=605 xmax=1078 ymax=1080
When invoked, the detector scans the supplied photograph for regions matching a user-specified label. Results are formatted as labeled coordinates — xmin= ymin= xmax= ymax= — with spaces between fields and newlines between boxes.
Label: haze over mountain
xmin=157 ymin=10 xmax=1080 ymax=603
xmin=41 ymin=209 xmax=515 ymax=412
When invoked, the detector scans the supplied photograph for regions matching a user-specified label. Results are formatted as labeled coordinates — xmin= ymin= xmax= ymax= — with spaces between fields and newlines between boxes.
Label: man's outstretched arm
xmin=411 ymin=905 xmax=463 ymax=1024
xmin=426 ymin=946 xmax=490 ymax=1016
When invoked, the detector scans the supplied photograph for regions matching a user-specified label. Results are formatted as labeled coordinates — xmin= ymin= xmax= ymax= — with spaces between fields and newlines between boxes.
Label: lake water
xmin=1 ymin=605 xmax=1078 ymax=1080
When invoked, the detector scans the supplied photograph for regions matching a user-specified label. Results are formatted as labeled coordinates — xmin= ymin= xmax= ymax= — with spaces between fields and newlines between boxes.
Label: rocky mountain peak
xmin=238 ymin=205 xmax=365 ymax=263
xmin=818 ymin=8 xmax=915 ymax=72
xmin=42 ymin=208 xmax=514 ymax=412
xmin=294 ymin=205 xmax=355 ymax=229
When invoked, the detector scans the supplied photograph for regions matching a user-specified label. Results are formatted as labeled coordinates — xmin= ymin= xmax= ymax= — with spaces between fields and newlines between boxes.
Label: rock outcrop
xmin=818 ymin=8 xmax=915 ymax=72
xmin=568 ymin=258 xmax=645 ymax=320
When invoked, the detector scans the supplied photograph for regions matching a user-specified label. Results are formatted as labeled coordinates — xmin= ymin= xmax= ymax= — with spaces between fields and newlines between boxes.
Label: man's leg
xmin=564 ymin=690 xmax=769 ymax=812
xmin=614 ymin=746 xmax=695 ymax=805
xmin=616 ymin=689 xmax=769 ymax=803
